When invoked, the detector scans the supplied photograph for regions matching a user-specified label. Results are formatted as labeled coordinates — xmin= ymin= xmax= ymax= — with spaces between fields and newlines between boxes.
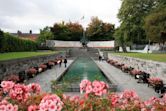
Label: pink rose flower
xmin=1 ymin=81 xmax=15 ymax=93
xmin=39 ymin=94 xmax=63 ymax=111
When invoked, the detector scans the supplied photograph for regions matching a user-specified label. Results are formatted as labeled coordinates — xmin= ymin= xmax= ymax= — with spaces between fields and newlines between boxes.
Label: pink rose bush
xmin=1 ymin=81 xmax=42 ymax=102
xmin=0 ymin=80 xmax=166 ymax=111
xmin=130 ymin=69 xmax=142 ymax=76
xmin=28 ymin=105 xmax=38 ymax=111
xmin=39 ymin=94 xmax=63 ymax=111
xmin=39 ymin=64 xmax=47 ymax=71
xmin=3 ymin=74 xmax=20 ymax=83
xmin=80 ymin=79 xmax=109 ymax=96
xmin=148 ymin=77 xmax=163 ymax=86
xmin=28 ymin=83 xmax=41 ymax=94
xmin=142 ymin=95 xmax=166 ymax=111
xmin=9 ymin=83 xmax=30 ymax=102
xmin=1 ymin=81 xmax=15 ymax=93
xmin=108 ymin=90 xmax=142 ymax=110
xmin=0 ymin=100 xmax=18 ymax=111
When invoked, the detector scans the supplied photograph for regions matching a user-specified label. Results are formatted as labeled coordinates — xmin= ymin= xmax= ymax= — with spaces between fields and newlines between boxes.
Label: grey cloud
xmin=0 ymin=0 xmax=121 ymax=33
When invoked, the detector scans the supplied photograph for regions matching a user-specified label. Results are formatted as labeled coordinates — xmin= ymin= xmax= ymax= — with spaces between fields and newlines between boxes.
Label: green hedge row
xmin=0 ymin=33 xmax=37 ymax=52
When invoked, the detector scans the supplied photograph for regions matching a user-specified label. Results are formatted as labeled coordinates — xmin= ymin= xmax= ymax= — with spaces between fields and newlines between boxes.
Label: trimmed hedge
xmin=0 ymin=33 xmax=37 ymax=52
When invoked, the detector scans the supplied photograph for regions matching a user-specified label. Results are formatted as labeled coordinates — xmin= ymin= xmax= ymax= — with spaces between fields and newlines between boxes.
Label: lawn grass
xmin=0 ymin=51 xmax=58 ymax=61
xmin=111 ymin=53 xmax=166 ymax=63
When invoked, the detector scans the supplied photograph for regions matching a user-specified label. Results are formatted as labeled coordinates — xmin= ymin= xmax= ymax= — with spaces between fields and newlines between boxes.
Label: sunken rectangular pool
xmin=52 ymin=56 xmax=117 ymax=92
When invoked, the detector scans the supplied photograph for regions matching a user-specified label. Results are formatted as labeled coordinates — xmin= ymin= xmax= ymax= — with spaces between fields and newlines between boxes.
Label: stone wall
xmin=108 ymin=54 xmax=166 ymax=83
xmin=0 ymin=53 xmax=63 ymax=79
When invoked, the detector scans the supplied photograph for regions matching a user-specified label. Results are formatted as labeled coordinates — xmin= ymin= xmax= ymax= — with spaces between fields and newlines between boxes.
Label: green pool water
xmin=58 ymin=57 xmax=110 ymax=84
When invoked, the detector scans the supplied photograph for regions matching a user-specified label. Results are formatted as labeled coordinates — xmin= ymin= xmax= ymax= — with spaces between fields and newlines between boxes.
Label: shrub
xmin=0 ymin=33 xmax=37 ymax=52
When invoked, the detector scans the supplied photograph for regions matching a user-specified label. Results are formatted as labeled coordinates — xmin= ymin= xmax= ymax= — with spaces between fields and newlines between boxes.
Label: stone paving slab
xmin=27 ymin=60 xmax=73 ymax=92
xmin=95 ymin=61 xmax=159 ymax=101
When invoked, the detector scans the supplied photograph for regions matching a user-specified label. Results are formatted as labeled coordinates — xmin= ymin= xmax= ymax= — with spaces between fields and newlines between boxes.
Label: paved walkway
xmin=95 ymin=61 xmax=159 ymax=101
xmin=26 ymin=58 xmax=159 ymax=100
xmin=27 ymin=60 xmax=73 ymax=92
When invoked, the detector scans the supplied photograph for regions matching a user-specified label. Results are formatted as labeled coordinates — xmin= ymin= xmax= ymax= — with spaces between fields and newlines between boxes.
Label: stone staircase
xmin=68 ymin=48 xmax=99 ymax=59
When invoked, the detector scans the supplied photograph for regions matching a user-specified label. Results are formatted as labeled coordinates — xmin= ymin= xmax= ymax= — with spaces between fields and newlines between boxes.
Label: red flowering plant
xmin=0 ymin=80 xmax=166 ymax=111
xmin=27 ymin=68 xmax=37 ymax=78
xmin=48 ymin=61 xmax=55 ymax=66
xmin=107 ymin=59 xmax=117 ymax=65
xmin=38 ymin=94 xmax=63 ymax=111
xmin=142 ymin=95 xmax=166 ymax=111
xmin=0 ymin=99 xmax=18 ymax=111
xmin=148 ymin=77 xmax=163 ymax=86
xmin=39 ymin=64 xmax=47 ymax=71
xmin=80 ymin=79 xmax=109 ymax=96
xmin=3 ymin=74 xmax=19 ymax=83
xmin=52 ymin=59 xmax=59 ymax=65
xmin=108 ymin=90 xmax=142 ymax=111
xmin=77 ymin=79 xmax=112 ymax=110
xmin=130 ymin=69 xmax=142 ymax=76
xmin=0 ymin=81 xmax=43 ymax=111
xmin=121 ymin=65 xmax=132 ymax=73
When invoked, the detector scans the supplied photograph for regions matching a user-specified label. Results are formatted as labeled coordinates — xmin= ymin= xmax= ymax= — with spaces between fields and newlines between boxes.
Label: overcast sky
xmin=0 ymin=0 xmax=121 ymax=33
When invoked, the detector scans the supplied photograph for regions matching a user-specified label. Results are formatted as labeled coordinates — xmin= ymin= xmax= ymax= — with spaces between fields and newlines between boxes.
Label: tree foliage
xmin=144 ymin=2 xmax=166 ymax=43
xmin=66 ymin=22 xmax=84 ymax=41
xmin=51 ymin=22 xmax=83 ymax=41
xmin=0 ymin=33 xmax=37 ymax=52
xmin=37 ymin=26 xmax=54 ymax=44
xmin=86 ymin=17 xmax=114 ymax=41
xmin=117 ymin=0 xmax=160 ymax=44
xmin=0 ymin=29 xmax=4 ymax=50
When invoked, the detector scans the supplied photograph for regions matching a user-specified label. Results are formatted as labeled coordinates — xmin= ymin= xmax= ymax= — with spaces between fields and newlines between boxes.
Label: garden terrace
xmin=0 ymin=51 xmax=57 ymax=61
xmin=0 ymin=52 xmax=63 ymax=80
xmin=108 ymin=53 xmax=166 ymax=83
xmin=111 ymin=53 xmax=166 ymax=63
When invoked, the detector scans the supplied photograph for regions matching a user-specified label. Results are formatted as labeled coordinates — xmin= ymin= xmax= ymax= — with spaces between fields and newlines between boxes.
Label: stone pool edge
xmin=94 ymin=60 xmax=118 ymax=91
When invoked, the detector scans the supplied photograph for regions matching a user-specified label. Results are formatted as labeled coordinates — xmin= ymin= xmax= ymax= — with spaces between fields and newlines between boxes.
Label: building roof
xmin=11 ymin=33 xmax=39 ymax=41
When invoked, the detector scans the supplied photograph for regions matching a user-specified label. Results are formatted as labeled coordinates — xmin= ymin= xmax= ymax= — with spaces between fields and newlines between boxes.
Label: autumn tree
xmin=51 ymin=22 xmax=83 ymax=41
xmin=66 ymin=22 xmax=84 ymax=41
xmin=86 ymin=17 xmax=114 ymax=41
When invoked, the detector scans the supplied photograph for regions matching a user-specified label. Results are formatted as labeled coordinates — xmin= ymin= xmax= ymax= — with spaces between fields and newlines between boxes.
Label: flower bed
xmin=106 ymin=59 xmax=165 ymax=96
xmin=39 ymin=64 xmax=47 ymax=71
xmin=1 ymin=58 xmax=63 ymax=85
xmin=27 ymin=68 xmax=38 ymax=78
xmin=148 ymin=77 xmax=164 ymax=93
xmin=0 ymin=80 xmax=166 ymax=111
xmin=148 ymin=77 xmax=163 ymax=86
xmin=121 ymin=65 xmax=133 ymax=73
xmin=3 ymin=74 xmax=20 ymax=83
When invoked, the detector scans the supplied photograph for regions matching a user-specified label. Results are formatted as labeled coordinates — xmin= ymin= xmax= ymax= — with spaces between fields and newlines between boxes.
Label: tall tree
xmin=51 ymin=22 xmax=83 ymax=41
xmin=0 ymin=29 xmax=4 ymax=50
xmin=114 ymin=27 xmax=127 ymax=52
xmin=144 ymin=2 xmax=166 ymax=43
xmin=66 ymin=22 xmax=84 ymax=41
xmin=86 ymin=17 xmax=114 ymax=41
xmin=118 ymin=0 xmax=160 ymax=44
